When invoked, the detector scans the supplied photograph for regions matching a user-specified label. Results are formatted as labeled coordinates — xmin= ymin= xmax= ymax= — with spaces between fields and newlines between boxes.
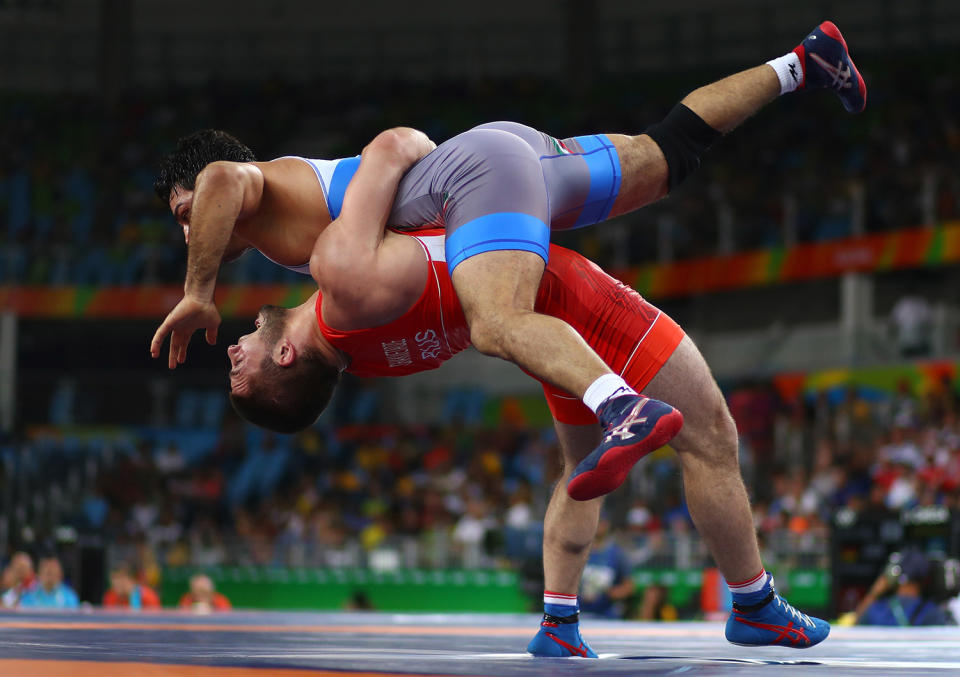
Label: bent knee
xmin=676 ymin=404 xmax=739 ymax=466
xmin=467 ymin=318 xmax=510 ymax=358
xmin=464 ymin=303 xmax=536 ymax=358
xmin=702 ymin=406 xmax=738 ymax=459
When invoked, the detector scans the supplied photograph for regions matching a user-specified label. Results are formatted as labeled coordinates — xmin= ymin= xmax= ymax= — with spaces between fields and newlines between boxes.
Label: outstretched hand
xmin=150 ymin=295 xmax=222 ymax=369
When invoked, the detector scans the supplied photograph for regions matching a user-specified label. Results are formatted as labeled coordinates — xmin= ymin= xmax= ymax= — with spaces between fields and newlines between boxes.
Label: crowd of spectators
xmin=2 ymin=54 xmax=959 ymax=286
xmin=3 ymin=368 xmax=960 ymax=615
xmin=734 ymin=375 xmax=960 ymax=543
xmin=1 ymin=552 xmax=78 ymax=610
xmin=0 ymin=550 xmax=233 ymax=612
xmin=73 ymin=418 xmax=559 ymax=571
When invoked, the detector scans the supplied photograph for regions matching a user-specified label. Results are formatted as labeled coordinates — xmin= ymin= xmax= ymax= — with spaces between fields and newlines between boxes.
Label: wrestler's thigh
xmin=605 ymin=133 xmax=669 ymax=218
xmin=641 ymin=335 xmax=737 ymax=459
xmin=451 ymin=250 xmax=544 ymax=317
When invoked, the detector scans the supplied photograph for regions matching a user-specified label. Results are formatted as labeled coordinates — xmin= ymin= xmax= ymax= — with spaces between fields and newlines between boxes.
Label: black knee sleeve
xmin=644 ymin=103 xmax=722 ymax=192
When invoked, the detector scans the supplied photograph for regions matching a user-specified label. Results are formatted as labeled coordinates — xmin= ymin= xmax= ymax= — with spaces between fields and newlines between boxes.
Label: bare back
xmin=236 ymin=158 xmax=334 ymax=267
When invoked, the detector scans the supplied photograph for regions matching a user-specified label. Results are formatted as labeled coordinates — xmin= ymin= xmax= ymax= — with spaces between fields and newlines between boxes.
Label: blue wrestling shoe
xmin=795 ymin=21 xmax=867 ymax=113
xmin=527 ymin=612 xmax=598 ymax=658
xmin=567 ymin=395 xmax=683 ymax=502
xmin=726 ymin=580 xmax=830 ymax=648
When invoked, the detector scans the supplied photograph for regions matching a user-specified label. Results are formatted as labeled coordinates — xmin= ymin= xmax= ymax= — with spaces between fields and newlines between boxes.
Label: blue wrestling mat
xmin=1 ymin=609 xmax=958 ymax=676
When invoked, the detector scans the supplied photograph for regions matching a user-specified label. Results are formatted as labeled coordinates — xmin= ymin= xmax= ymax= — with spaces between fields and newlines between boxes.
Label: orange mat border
xmin=0 ymin=661 xmax=452 ymax=677
xmin=0 ymin=619 xmax=721 ymax=637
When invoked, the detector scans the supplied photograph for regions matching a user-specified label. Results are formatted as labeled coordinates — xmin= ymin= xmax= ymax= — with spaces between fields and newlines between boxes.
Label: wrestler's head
xmin=154 ymin=129 xmax=255 ymax=244
xmin=228 ymin=305 xmax=340 ymax=434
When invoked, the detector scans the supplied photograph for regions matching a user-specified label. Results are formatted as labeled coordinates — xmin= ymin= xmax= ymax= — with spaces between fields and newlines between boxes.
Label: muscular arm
xmin=309 ymin=128 xmax=435 ymax=326
xmin=150 ymin=161 xmax=263 ymax=368
xmin=313 ymin=127 xmax=434 ymax=266
xmin=184 ymin=161 xmax=264 ymax=299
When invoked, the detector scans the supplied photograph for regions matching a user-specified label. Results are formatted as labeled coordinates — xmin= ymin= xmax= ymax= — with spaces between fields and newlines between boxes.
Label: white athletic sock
xmin=583 ymin=374 xmax=637 ymax=415
xmin=544 ymin=590 xmax=578 ymax=607
xmin=766 ymin=52 xmax=803 ymax=94
xmin=728 ymin=569 xmax=770 ymax=595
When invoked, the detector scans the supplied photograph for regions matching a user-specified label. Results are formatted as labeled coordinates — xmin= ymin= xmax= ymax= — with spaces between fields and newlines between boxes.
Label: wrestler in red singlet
xmin=315 ymin=230 xmax=684 ymax=424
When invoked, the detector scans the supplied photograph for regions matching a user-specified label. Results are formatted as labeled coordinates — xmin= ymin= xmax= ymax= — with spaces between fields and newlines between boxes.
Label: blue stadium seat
xmin=200 ymin=391 xmax=227 ymax=429
xmin=175 ymin=390 xmax=200 ymax=428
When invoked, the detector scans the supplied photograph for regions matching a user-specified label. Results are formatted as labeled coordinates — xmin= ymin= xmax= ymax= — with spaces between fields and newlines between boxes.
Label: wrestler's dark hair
xmin=229 ymin=331 xmax=341 ymax=435
xmin=154 ymin=129 xmax=256 ymax=203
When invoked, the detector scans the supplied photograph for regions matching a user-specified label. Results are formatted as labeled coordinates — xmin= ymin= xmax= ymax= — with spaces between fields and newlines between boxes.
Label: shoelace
xmin=776 ymin=596 xmax=814 ymax=627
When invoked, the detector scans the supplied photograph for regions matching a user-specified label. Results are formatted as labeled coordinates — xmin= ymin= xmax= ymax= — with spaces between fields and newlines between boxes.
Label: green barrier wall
xmin=161 ymin=568 xmax=532 ymax=611
xmin=162 ymin=567 xmax=830 ymax=613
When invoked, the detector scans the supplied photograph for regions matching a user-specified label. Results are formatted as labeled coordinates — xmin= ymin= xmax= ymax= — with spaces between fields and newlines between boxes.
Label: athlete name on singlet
xmin=381 ymin=328 xmax=444 ymax=368
xmin=381 ymin=339 xmax=413 ymax=368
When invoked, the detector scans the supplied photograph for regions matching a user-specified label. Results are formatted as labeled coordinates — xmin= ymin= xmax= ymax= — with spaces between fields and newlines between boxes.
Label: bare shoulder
xmin=253 ymin=157 xmax=317 ymax=183
xmin=254 ymin=158 xmax=327 ymax=205
xmin=314 ymin=230 xmax=424 ymax=285
xmin=196 ymin=159 xmax=264 ymax=186
xmin=313 ymin=232 xmax=429 ymax=331
xmin=317 ymin=274 xmax=407 ymax=331
xmin=247 ymin=157 xmax=330 ymax=238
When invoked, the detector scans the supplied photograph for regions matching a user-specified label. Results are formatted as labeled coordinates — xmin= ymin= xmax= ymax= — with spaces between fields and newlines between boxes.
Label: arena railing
xmin=106 ymin=526 xmax=829 ymax=574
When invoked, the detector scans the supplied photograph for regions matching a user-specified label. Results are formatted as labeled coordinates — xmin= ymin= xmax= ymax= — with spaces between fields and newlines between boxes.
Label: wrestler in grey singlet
xmin=295 ymin=121 xmax=622 ymax=273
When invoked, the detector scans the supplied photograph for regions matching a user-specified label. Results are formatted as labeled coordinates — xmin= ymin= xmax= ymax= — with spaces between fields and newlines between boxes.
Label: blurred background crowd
xmin=1 ymin=60 xmax=959 ymax=286
xmin=2 ymin=0 xmax=960 ymax=626
xmin=4 ymin=369 xmax=960 ymax=621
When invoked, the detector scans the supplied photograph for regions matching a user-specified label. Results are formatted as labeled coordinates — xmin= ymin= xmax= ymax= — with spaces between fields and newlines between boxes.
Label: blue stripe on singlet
xmin=446 ymin=212 xmax=550 ymax=272
xmin=571 ymin=134 xmax=622 ymax=228
xmin=326 ymin=156 xmax=362 ymax=219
